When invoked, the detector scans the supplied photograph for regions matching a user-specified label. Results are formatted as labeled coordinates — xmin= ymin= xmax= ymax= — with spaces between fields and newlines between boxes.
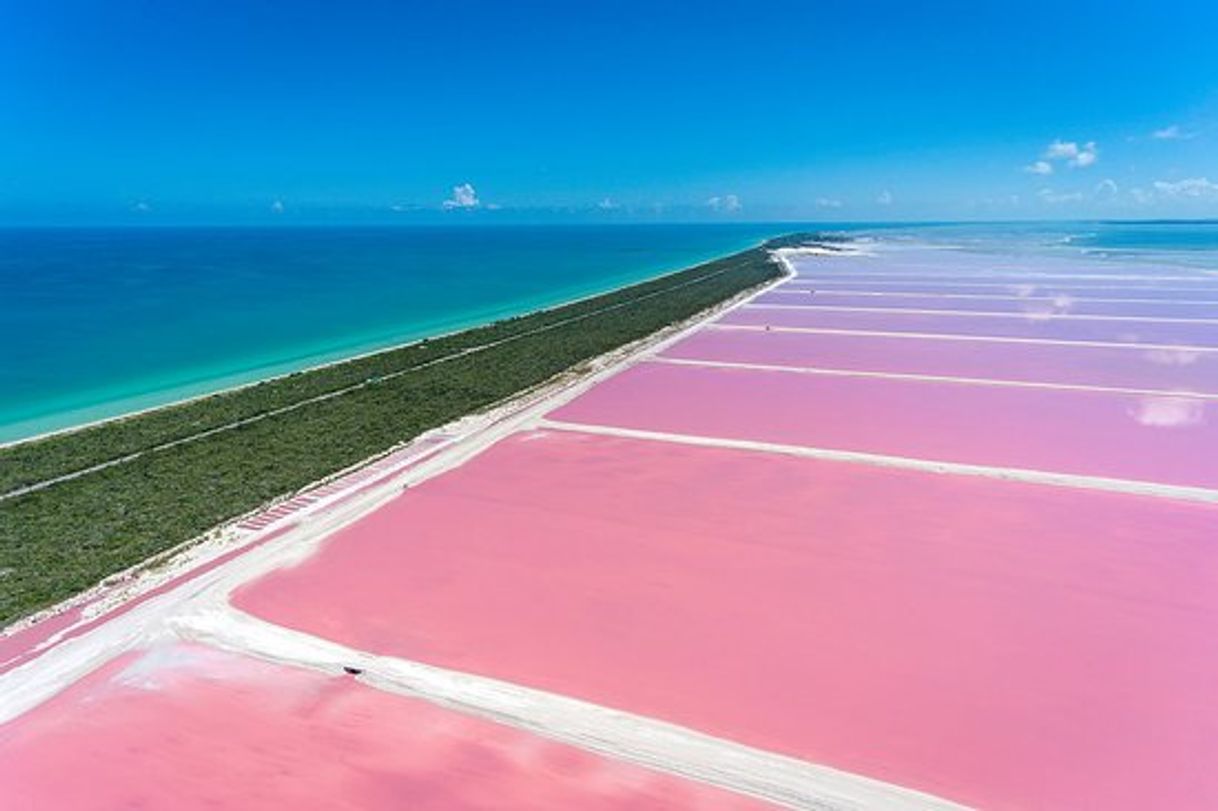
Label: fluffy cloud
xmin=1043 ymin=140 xmax=1076 ymax=160
xmin=1072 ymin=148 xmax=1098 ymax=168
xmin=1024 ymin=160 xmax=1053 ymax=176
xmin=1151 ymin=124 xmax=1195 ymax=141
xmin=815 ymin=197 xmax=843 ymax=209
xmin=1152 ymin=177 xmax=1218 ymax=199
xmin=1041 ymin=140 xmax=1098 ymax=169
xmin=706 ymin=194 xmax=742 ymax=212
xmin=441 ymin=183 xmax=480 ymax=210
xmin=876 ymin=189 xmax=893 ymax=205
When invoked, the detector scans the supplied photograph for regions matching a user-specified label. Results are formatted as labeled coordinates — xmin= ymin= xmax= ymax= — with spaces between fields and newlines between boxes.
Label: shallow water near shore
xmin=0 ymin=224 xmax=785 ymax=442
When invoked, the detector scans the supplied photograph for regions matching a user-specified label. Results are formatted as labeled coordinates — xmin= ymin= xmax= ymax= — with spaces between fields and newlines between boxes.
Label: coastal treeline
xmin=762 ymin=231 xmax=852 ymax=249
xmin=0 ymin=240 xmax=791 ymax=624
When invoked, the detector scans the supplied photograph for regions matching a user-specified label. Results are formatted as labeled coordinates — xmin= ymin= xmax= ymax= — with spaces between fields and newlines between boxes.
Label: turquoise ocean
xmin=0 ymin=224 xmax=785 ymax=442
xmin=2 ymin=221 xmax=1215 ymax=443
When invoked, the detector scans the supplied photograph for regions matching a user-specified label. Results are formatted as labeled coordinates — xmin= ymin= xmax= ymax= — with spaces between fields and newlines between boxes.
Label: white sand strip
xmin=706 ymin=323 xmax=1218 ymax=352
xmin=647 ymin=356 xmax=1218 ymax=399
xmin=168 ymin=604 xmax=968 ymax=811
xmin=537 ymin=419 xmax=1218 ymax=504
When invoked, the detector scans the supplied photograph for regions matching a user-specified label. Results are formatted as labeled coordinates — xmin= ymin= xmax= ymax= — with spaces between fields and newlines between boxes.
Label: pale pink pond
xmin=754 ymin=289 xmax=1218 ymax=319
xmin=720 ymin=305 xmax=1218 ymax=347
xmin=234 ymin=431 xmax=1218 ymax=811
xmin=781 ymin=279 xmax=1218 ymax=300
xmin=789 ymin=252 xmax=1218 ymax=281
xmin=663 ymin=329 xmax=1218 ymax=394
xmin=550 ymin=362 xmax=1217 ymax=488
xmin=793 ymin=271 xmax=1218 ymax=286
xmin=0 ymin=643 xmax=766 ymax=811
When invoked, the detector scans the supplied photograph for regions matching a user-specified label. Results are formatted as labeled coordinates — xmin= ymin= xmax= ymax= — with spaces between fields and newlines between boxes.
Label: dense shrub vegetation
xmin=762 ymin=231 xmax=852 ymax=249
xmin=0 ymin=241 xmax=788 ymax=624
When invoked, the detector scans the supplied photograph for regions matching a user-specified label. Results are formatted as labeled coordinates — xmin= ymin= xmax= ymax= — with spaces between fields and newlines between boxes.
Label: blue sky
xmin=2 ymin=0 xmax=1216 ymax=224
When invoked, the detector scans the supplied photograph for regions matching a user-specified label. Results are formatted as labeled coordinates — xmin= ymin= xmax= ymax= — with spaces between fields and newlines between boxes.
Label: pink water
xmin=753 ymin=290 xmax=1218 ymax=319
xmin=0 ymin=608 xmax=84 ymax=674
xmin=550 ymin=361 xmax=1217 ymax=488
xmin=791 ymin=250 xmax=1218 ymax=281
xmin=0 ymin=643 xmax=768 ymax=810
xmin=233 ymin=431 xmax=1218 ymax=810
xmin=781 ymin=279 xmax=1218 ymax=300
xmin=719 ymin=305 xmax=1218 ymax=348
xmin=663 ymin=329 xmax=1218 ymax=394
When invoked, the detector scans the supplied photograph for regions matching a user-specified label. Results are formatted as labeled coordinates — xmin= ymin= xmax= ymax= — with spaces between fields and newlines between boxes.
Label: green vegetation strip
xmin=1 ymin=242 xmax=786 ymax=625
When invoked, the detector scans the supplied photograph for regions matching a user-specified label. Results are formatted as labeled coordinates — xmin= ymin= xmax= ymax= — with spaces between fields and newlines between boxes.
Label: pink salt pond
xmin=753 ymin=289 xmax=1218 ymax=319
xmin=550 ymin=361 xmax=1218 ymax=489
xmin=0 ymin=643 xmax=769 ymax=811
xmin=662 ymin=328 xmax=1218 ymax=395
xmin=233 ymin=430 xmax=1218 ymax=811
xmin=788 ymin=250 xmax=1218 ymax=281
xmin=780 ymin=279 xmax=1218 ymax=300
xmin=720 ymin=304 xmax=1218 ymax=347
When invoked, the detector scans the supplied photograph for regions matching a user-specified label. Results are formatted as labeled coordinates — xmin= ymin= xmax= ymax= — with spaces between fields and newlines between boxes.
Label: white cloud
xmin=1071 ymin=144 xmax=1098 ymax=167
xmin=815 ymin=197 xmax=843 ymax=209
xmin=706 ymin=194 xmax=742 ymax=212
xmin=1039 ymin=139 xmax=1098 ymax=169
xmin=1151 ymin=124 xmax=1195 ymax=141
xmin=441 ymin=182 xmax=480 ymax=209
xmin=1037 ymin=188 xmax=1084 ymax=204
xmin=1044 ymin=140 xmax=1079 ymax=160
xmin=1094 ymin=179 xmax=1119 ymax=200
xmin=1024 ymin=160 xmax=1054 ymax=176
xmin=1152 ymin=177 xmax=1218 ymax=199
xmin=597 ymin=197 xmax=619 ymax=210
xmin=270 ymin=199 xmax=284 ymax=214
xmin=876 ymin=189 xmax=893 ymax=205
